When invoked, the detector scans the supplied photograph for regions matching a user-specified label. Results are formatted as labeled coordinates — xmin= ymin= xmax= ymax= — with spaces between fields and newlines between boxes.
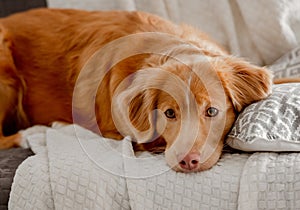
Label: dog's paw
xmin=0 ymin=133 xmax=22 ymax=149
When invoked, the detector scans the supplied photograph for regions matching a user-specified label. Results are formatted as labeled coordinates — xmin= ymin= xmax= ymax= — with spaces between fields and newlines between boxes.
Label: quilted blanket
xmin=0 ymin=148 xmax=33 ymax=210
xmin=8 ymin=124 xmax=300 ymax=209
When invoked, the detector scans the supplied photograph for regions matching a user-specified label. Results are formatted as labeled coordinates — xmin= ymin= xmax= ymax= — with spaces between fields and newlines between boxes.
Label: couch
xmin=1 ymin=1 xmax=300 ymax=209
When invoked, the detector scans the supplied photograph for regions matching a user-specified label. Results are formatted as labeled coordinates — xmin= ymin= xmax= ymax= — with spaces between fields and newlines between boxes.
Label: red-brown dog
xmin=0 ymin=9 xmax=272 ymax=172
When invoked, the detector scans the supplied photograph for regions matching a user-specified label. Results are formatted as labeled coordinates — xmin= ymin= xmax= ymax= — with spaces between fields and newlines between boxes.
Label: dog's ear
xmin=128 ymin=89 xmax=157 ymax=135
xmin=218 ymin=57 xmax=273 ymax=112
xmin=111 ymin=70 xmax=162 ymax=143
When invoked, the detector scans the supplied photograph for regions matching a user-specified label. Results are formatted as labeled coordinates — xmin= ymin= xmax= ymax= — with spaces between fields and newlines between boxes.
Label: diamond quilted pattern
xmin=0 ymin=148 xmax=33 ymax=210
xmin=239 ymin=153 xmax=300 ymax=210
xmin=8 ymin=125 xmax=300 ymax=209
xmin=126 ymin=153 xmax=249 ymax=210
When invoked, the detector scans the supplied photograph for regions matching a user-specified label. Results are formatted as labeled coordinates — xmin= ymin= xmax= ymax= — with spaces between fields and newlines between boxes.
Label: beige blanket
xmin=9 ymin=124 xmax=300 ymax=210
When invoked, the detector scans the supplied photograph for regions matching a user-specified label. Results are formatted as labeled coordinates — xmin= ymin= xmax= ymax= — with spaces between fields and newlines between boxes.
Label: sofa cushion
xmin=227 ymin=83 xmax=300 ymax=151
xmin=268 ymin=46 xmax=300 ymax=79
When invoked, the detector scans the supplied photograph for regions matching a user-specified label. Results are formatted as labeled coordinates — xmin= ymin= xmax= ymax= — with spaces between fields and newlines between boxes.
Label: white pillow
xmin=226 ymin=83 xmax=300 ymax=152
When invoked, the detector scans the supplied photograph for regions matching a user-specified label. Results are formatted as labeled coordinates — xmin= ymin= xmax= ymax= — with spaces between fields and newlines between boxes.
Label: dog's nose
xmin=178 ymin=152 xmax=200 ymax=171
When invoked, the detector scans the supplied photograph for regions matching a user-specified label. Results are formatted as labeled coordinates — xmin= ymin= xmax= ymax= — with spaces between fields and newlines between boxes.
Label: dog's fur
xmin=0 ymin=9 xmax=272 ymax=172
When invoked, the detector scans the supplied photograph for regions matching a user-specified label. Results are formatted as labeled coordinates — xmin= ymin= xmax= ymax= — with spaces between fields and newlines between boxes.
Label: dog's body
xmin=0 ymin=9 xmax=272 ymax=172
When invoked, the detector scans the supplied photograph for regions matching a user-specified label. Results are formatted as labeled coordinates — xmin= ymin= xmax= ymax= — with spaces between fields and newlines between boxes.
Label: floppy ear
xmin=218 ymin=57 xmax=273 ymax=112
xmin=111 ymin=68 xmax=171 ymax=144
xmin=128 ymin=89 xmax=168 ymax=152
xmin=111 ymin=78 xmax=159 ymax=144
xmin=128 ymin=89 xmax=157 ymax=135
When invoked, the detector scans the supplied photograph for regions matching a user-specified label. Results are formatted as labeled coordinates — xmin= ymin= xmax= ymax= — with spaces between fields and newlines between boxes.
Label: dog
xmin=0 ymin=9 xmax=272 ymax=172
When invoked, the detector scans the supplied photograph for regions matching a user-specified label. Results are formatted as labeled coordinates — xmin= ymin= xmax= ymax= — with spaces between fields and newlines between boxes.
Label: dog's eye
xmin=164 ymin=109 xmax=176 ymax=119
xmin=206 ymin=107 xmax=219 ymax=117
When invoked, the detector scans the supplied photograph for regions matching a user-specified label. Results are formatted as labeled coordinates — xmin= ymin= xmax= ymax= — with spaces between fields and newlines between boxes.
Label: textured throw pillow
xmin=268 ymin=46 xmax=300 ymax=79
xmin=227 ymin=83 xmax=300 ymax=151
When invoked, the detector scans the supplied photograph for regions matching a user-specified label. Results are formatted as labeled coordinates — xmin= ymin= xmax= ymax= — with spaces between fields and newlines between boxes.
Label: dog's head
xmin=112 ymin=54 xmax=272 ymax=172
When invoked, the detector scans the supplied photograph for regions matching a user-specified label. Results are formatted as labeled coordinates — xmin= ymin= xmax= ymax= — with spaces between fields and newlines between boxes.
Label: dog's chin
xmin=171 ymin=165 xmax=202 ymax=173
xmin=171 ymin=163 xmax=214 ymax=173
xmin=169 ymin=153 xmax=222 ymax=173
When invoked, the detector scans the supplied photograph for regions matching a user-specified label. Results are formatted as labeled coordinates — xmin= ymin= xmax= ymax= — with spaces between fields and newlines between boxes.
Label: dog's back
xmin=0 ymin=10 xmax=165 ymax=127
xmin=0 ymin=9 xmax=222 ymax=146
xmin=0 ymin=9 xmax=224 ymax=130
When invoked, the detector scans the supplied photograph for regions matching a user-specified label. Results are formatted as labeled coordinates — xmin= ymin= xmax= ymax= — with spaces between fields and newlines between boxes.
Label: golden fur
xmin=0 ymin=9 xmax=273 ymax=172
